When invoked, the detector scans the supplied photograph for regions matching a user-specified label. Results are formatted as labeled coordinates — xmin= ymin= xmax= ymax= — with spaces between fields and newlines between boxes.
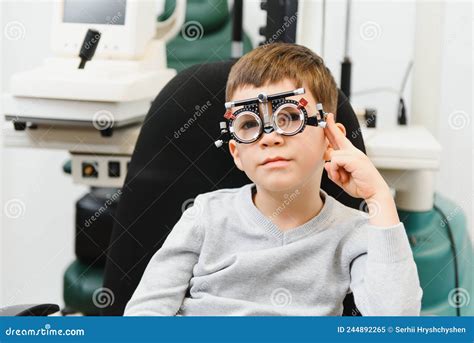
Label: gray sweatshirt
xmin=124 ymin=183 xmax=423 ymax=316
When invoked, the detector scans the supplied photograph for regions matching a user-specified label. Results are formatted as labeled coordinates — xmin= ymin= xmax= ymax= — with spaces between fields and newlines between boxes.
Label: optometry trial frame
xmin=214 ymin=88 xmax=328 ymax=147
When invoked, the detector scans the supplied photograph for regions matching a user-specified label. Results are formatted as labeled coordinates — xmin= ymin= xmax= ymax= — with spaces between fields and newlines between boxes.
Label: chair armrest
xmin=0 ymin=304 xmax=59 ymax=316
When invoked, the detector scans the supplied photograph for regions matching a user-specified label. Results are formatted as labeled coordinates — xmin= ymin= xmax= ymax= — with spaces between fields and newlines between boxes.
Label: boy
xmin=124 ymin=43 xmax=423 ymax=316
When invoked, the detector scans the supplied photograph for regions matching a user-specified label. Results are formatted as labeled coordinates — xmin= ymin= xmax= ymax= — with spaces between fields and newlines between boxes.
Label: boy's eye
xmin=290 ymin=113 xmax=300 ymax=121
xmin=276 ymin=112 xmax=300 ymax=123
xmin=240 ymin=120 xmax=259 ymax=130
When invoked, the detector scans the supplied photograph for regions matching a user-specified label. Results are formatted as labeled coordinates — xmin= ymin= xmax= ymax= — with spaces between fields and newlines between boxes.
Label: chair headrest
xmin=159 ymin=0 xmax=229 ymax=34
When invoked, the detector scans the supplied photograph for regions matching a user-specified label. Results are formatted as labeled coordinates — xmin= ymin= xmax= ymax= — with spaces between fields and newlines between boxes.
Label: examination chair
xmin=0 ymin=59 xmax=367 ymax=317
xmin=100 ymin=59 xmax=367 ymax=316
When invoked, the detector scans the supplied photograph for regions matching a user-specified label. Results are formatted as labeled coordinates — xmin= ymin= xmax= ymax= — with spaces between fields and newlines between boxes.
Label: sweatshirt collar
xmin=238 ymin=183 xmax=335 ymax=244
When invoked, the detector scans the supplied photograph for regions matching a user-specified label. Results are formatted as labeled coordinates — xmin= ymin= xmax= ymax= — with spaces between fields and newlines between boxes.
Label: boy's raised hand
xmin=323 ymin=112 xmax=390 ymax=202
xmin=323 ymin=112 xmax=401 ymax=227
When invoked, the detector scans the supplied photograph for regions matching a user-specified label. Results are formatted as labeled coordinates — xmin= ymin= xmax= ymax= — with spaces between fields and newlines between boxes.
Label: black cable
xmin=78 ymin=29 xmax=101 ymax=69
xmin=340 ymin=0 xmax=352 ymax=99
xmin=397 ymin=98 xmax=407 ymax=125
xmin=231 ymin=0 xmax=243 ymax=58
xmin=433 ymin=205 xmax=460 ymax=316
xmin=397 ymin=61 xmax=412 ymax=125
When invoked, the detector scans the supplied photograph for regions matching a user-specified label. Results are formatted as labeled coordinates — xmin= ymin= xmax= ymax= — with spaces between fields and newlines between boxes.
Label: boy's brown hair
xmin=226 ymin=43 xmax=338 ymax=116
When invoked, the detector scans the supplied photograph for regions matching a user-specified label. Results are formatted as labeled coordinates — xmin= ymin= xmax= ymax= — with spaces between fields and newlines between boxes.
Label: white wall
xmin=0 ymin=1 xmax=3 ymax=307
xmin=1 ymin=1 xmax=88 ymax=308
xmin=1 ymin=0 xmax=472 ymax=309
xmin=436 ymin=1 xmax=472 ymax=244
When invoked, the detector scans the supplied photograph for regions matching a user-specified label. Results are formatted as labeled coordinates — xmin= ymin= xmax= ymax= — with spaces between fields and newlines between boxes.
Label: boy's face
xmin=228 ymin=79 xmax=345 ymax=192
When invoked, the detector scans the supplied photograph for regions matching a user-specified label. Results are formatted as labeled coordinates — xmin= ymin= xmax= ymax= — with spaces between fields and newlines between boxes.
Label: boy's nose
xmin=258 ymin=130 xmax=284 ymax=147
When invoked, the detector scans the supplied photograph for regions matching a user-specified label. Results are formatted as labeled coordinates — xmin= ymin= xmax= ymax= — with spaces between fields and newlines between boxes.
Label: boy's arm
xmin=349 ymin=221 xmax=423 ymax=316
xmin=322 ymin=112 xmax=423 ymax=315
xmin=350 ymin=176 xmax=423 ymax=316
xmin=123 ymin=197 xmax=204 ymax=316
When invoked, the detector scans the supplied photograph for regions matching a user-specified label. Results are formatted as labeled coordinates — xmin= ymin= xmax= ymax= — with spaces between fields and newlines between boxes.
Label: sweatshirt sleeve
xmin=349 ymin=222 xmax=423 ymax=316
xmin=123 ymin=195 xmax=205 ymax=316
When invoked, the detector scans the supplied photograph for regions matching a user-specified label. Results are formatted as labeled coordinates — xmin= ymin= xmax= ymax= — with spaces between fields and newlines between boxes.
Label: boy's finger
xmin=325 ymin=147 xmax=334 ymax=161
xmin=340 ymin=169 xmax=350 ymax=184
xmin=325 ymin=112 xmax=351 ymax=149
xmin=327 ymin=112 xmax=347 ymax=148
xmin=323 ymin=113 xmax=339 ymax=150
xmin=328 ymin=159 xmax=341 ymax=182
xmin=325 ymin=161 xmax=342 ymax=186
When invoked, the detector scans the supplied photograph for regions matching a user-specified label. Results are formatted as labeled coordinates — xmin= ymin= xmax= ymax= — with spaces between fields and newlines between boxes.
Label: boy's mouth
xmin=260 ymin=156 xmax=291 ymax=166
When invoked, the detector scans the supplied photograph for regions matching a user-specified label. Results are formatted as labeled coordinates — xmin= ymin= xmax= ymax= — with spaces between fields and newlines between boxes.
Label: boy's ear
xmin=228 ymin=139 xmax=244 ymax=171
xmin=323 ymin=122 xmax=346 ymax=161
xmin=336 ymin=122 xmax=346 ymax=137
